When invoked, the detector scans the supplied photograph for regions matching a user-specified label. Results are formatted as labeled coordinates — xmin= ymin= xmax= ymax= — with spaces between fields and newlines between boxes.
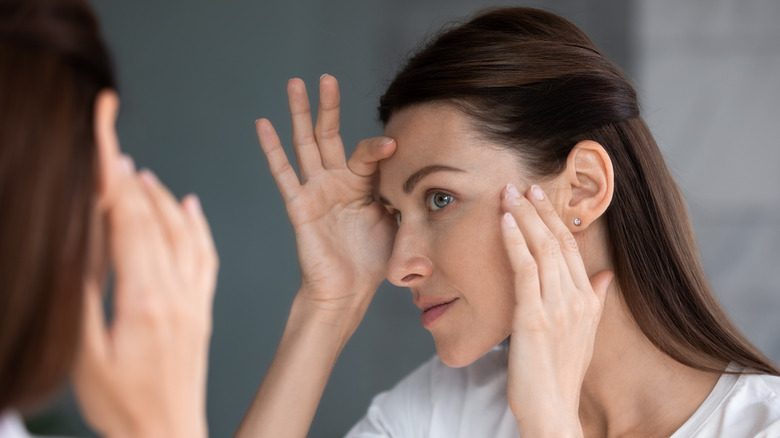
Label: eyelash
xmin=390 ymin=190 xmax=455 ymax=226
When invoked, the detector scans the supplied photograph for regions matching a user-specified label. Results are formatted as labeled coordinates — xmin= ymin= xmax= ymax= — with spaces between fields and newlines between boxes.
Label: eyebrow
xmin=403 ymin=165 xmax=465 ymax=193
xmin=379 ymin=165 xmax=466 ymax=206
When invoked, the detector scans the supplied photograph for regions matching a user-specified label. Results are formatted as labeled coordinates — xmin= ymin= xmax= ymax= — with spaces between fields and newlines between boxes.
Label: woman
xmin=0 ymin=0 xmax=218 ymax=436
xmin=238 ymin=6 xmax=780 ymax=438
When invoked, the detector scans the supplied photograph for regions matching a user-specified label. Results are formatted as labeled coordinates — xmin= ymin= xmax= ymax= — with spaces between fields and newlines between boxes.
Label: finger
xmin=109 ymin=158 xmax=173 ymax=300
xmin=71 ymin=279 xmax=108 ymax=402
xmin=182 ymin=194 xmax=219 ymax=300
xmin=138 ymin=169 xmax=195 ymax=282
xmin=501 ymin=211 xmax=543 ymax=311
xmin=502 ymin=184 xmax=563 ymax=302
xmin=589 ymin=270 xmax=614 ymax=307
xmin=315 ymin=74 xmax=347 ymax=169
xmin=77 ymin=279 xmax=109 ymax=365
xmin=256 ymin=118 xmax=301 ymax=202
xmin=93 ymin=90 xmax=121 ymax=204
xmin=287 ymin=78 xmax=322 ymax=181
xmin=347 ymin=137 xmax=396 ymax=177
xmin=524 ymin=185 xmax=591 ymax=292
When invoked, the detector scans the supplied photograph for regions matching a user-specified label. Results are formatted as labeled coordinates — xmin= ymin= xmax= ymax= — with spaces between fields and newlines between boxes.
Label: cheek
xmin=476 ymin=219 xmax=516 ymax=313
xmin=436 ymin=205 xmax=516 ymax=310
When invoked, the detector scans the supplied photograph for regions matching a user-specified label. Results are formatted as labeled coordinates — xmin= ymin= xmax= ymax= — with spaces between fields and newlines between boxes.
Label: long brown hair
xmin=379 ymin=7 xmax=779 ymax=376
xmin=0 ymin=0 xmax=115 ymax=411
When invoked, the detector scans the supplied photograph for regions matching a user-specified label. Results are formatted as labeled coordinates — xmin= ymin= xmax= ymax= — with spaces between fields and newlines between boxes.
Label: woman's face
xmin=379 ymin=103 xmax=529 ymax=367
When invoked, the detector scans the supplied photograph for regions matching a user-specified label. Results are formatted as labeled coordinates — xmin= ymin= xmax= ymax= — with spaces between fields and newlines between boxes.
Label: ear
xmin=556 ymin=140 xmax=614 ymax=231
xmin=93 ymin=89 xmax=120 ymax=208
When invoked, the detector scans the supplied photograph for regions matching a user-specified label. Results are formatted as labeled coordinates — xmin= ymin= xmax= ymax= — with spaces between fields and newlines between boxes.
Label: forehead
xmin=378 ymin=104 xmax=521 ymax=188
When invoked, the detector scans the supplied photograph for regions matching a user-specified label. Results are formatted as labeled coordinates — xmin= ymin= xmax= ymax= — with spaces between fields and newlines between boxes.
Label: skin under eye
xmin=427 ymin=191 xmax=454 ymax=211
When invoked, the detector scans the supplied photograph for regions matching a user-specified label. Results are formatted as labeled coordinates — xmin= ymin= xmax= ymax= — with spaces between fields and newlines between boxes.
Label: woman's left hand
xmin=500 ymin=183 xmax=613 ymax=437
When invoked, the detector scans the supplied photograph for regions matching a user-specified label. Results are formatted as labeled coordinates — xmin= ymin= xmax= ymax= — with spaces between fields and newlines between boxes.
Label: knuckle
xmin=569 ymin=296 xmax=585 ymax=317
xmin=129 ymin=292 xmax=167 ymax=325
xmin=298 ymin=133 xmax=317 ymax=146
xmin=275 ymin=159 xmax=295 ymax=176
xmin=506 ymin=232 xmax=526 ymax=251
xmin=558 ymin=231 xmax=579 ymax=252
xmin=316 ymin=125 xmax=340 ymax=140
xmin=354 ymin=139 xmax=375 ymax=156
xmin=551 ymin=305 xmax=569 ymax=323
xmin=540 ymin=236 xmax=560 ymax=258
xmin=516 ymin=258 xmax=539 ymax=278
xmin=586 ymin=293 xmax=603 ymax=314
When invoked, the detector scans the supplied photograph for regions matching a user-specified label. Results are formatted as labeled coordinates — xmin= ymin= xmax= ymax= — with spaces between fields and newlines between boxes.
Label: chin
xmin=434 ymin=330 xmax=511 ymax=368
xmin=434 ymin=339 xmax=490 ymax=368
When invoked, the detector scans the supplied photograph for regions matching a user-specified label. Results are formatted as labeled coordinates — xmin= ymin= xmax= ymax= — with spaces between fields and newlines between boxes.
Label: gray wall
xmin=636 ymin=0 xmax=780 ymax=364
xmin=26 ymin=1 xmax=778 ymax=437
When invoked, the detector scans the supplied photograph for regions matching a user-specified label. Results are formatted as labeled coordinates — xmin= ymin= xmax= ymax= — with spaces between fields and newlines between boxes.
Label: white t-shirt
xmin=346 ymin=346 xmax=780 ymax=437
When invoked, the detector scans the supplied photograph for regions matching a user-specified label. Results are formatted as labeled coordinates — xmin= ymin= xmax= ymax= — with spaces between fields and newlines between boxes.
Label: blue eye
xmin=393 ymin=211 xmax=402 ymax=226
xmin=427 ymin=192 xmax=453 ymax=211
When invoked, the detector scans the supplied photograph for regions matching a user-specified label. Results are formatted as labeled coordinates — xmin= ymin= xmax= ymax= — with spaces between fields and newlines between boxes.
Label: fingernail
xmin=139 ymin=169 xmax=158 ymax=186
xmin=320 ymin=73 xmax=330 ymax=80
xmin=506 ymin=183 xmax=521 ymax=198
xmin=502 ymin=212 xmax=517 ymax=228
xmin=380 ymin=137 xmax=394 ymax=145
xmin=530 ymin=184 xmax=544 ymax=201
xmin=185 ymin=194 xmax=202 ymax=215
xmin=118 ymin=155 xmax=134 ymax=174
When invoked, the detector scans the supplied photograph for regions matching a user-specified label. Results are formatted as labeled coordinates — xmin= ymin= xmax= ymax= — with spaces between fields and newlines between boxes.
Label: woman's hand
xmin=500 ymin=183 xmax=613 ymax=437
xmin=256 ymin=74 xmax=396 ymax=327
xmin=235 ymin=75 xmax=395 ymax=438
xmin=72 ymin=156 xmax=218 ymax=438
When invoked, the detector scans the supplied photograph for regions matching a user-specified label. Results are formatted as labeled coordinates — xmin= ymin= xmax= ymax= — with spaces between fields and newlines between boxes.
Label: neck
xmin=577 ymin=289 xmax=722 ymax=438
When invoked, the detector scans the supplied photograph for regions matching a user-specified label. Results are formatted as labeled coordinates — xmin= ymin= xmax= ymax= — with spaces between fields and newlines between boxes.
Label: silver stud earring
xmin=573 ymin=218 xmax=582 ymax=226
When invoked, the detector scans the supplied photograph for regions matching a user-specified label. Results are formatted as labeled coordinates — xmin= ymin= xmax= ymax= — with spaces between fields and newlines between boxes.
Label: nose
xmin=386 ymin=222 xmax=433 ymax=287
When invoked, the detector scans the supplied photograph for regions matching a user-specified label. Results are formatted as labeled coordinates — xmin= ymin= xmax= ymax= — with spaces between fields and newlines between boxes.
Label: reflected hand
xmin=73 ymin=157 xmax=218 ymax=438
xmin=256 ymin=75 xmax=396 ymax=325
xmin=500 ymin=183 xmax=613 ymax=436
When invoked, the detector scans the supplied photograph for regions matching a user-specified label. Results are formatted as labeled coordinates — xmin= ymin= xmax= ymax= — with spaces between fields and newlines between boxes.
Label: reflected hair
xmin=379 ymin=7 xmax=778 ymax=375
xmin=0 ymin=0 xmax=115 ymax=411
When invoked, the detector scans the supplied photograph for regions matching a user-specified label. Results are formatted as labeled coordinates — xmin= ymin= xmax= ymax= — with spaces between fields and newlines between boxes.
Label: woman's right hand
xmin=236 ymin=75 xmax=395 ymax=438
xmin=72 ymin=158 xmax=218 ymax=438
xmin=71 ymin=92 xmax=218 ymax=438
xmin=256 ymin=74 xmax=396 ymax=327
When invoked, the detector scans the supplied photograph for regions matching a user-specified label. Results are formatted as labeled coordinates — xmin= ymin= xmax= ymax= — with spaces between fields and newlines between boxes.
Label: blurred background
xmin=26 ymin=0 xmax=780 ymax=436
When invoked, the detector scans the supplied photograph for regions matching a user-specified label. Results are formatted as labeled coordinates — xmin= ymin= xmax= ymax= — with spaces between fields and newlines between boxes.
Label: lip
xmin=418 ymin=297 xmax=458 ymax=328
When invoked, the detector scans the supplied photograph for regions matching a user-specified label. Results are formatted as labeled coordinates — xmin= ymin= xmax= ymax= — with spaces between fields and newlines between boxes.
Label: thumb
xmin=589 ymin=270 xmax=614 ymax=307
xmin=347 ymin=137 xmax=396 ymax=177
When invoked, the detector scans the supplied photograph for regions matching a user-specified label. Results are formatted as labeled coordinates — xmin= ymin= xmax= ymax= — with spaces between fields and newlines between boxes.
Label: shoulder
xmin=676 ymin=370 xmax=780 ymax=438
xmin=721 ymin=372 xmax=780 ymax=437
xmin=728 ymin=372 xmax=780 ymax=415
xmin=346 ymin=346 xmax=514 ymax=438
